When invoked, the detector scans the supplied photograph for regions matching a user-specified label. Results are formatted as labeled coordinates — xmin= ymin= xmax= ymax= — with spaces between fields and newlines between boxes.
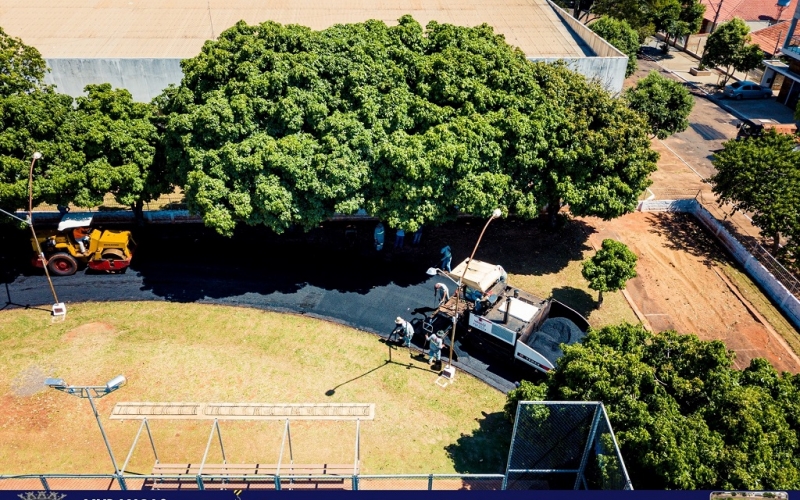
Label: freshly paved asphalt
xmin=0 ymin=223 xmax=521 ymax=392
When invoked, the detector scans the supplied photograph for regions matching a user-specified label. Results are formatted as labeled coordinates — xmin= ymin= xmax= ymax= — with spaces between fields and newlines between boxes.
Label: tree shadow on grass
xmin=550 ymin=286 xmax=596 ymax=317
xmin=445 ymin=411 xmax=513 ymax=474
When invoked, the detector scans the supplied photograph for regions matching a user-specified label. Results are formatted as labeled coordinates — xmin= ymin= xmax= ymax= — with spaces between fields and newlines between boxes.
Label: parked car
xmin=723 ymin=81 xmax=773 ymax=99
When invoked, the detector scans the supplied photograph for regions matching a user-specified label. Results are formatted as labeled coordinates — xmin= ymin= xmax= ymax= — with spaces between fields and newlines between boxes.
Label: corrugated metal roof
xmin=0 ymin=0 xmax=589 ymax=58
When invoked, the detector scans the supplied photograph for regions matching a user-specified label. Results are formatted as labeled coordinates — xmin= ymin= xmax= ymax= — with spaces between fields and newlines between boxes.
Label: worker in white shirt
xmin=434 ymin=282 xmax=450 ymax=306
xmin=395 ymin=316 xmax=415 ymax=351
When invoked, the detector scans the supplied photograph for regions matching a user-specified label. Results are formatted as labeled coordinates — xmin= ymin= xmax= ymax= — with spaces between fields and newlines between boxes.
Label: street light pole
xmin=45 ymin=375 xmax=127 ymax=485
xmin=445 ymin=208 xmax=502 ymax=371
xmin=26 ymin=152 xmax=61 ymax=311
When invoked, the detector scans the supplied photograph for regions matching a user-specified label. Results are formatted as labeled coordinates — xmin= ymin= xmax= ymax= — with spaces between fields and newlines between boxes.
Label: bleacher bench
xmin=147 ymin=463 xmax=357 ymax=489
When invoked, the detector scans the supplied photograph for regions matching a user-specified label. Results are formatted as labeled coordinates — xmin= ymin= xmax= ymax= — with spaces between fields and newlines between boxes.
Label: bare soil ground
xmin=584 ymin=212 xmax=800 ymax=373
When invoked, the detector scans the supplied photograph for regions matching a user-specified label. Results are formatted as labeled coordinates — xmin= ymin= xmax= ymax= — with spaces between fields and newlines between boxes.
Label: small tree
xmin=589 ymin=16 xmax=640 ymax=77
xmin=582 ymin=239 xmax=638 ymax=306
xmin=625 ymin=71 xmax=694 ymax=139
xmin=701 ymin=18 xmax=764 ymax=86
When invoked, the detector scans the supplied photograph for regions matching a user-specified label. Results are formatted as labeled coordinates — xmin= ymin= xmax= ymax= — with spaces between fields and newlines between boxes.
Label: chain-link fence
xmin=503 ymin=402 xmax=632 ymax=491
xmin=0 ymin=474 xmax=506 ymax=491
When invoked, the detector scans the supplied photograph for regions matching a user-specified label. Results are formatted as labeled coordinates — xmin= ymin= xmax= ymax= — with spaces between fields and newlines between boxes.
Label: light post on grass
xmin=45 ymin=375 xmax=127 ymax=487
xmin=0 ymin=152 xmax=64 ymax=318
xmin=426 ymin=208 xmax=502 ymax=377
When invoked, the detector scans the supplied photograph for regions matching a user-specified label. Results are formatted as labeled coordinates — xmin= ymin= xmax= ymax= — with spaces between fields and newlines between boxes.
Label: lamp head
xmin=426 ymin=267 xmax=439 ymax=276
xmin=32 ymin=152 xmax=43 ymax=160
xmin=106 ymin=375 xmax=127 ymax=391
xmin=491 ymin=208 xmax=502 ymax=219
xmin=45 ymin=378 xmax=67 ymax=388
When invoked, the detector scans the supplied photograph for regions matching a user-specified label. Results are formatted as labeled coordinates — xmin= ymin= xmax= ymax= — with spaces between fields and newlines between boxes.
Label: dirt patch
xmin=63 ymin=322 xmax=118 ymax=345
xmin=584 ymin=212 xmax=800 ymax=374
xmin=0 ymin=393 xmax=61 ymax=432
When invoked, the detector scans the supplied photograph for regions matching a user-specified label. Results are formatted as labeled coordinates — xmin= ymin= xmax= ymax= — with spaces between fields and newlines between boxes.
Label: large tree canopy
xmin=161 ymin=17 xmax=658 ymax=236
xmin=507 ymin=322 xmax=800 ymax=490
xmin=701 ymin=19 xmax=764 ymax=85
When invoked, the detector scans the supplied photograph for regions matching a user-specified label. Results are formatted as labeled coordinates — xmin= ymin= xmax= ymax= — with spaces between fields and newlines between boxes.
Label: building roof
xmin=0 ymin=0 xmax=590 ymax=59
xmin=750 ymin=20 xmax=793 ymax=56
xmin=700 ymin=0 xmax=793 ymax=24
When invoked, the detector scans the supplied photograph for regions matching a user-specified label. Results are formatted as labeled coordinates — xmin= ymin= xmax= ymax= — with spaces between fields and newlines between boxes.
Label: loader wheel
xmin=48 ymin=253 xmax=78 ymax=276
xmin=101 ymin=248 xmax=126 ymax=261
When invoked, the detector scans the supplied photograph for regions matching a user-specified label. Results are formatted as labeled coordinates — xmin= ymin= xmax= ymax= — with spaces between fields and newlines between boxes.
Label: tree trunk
xmin=547 ymin=198 xmax=561 ymax=228
xmin=598 ymin=290 xmax=604 ymax=307
xmin=773 ymin=231 xmax=781 ymax=255
xmin=133 ymin=199 xmax=145 ymax=226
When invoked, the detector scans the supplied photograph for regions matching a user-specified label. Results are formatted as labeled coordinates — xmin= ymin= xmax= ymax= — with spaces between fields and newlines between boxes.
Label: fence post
xmin=274 ymin=475 xmax=281 ymax=491
xmin=116 ymin=474 xmax=128 ymax=491
xmin=39 ymin=476 xmax=50 ymax=492
xmin=428 ymin=474 xmax=434 ymax=490
xmin=352 ymin=475 xmax=359 ymax=491
xmin=196 ymin=475 xmax=204 ymax=491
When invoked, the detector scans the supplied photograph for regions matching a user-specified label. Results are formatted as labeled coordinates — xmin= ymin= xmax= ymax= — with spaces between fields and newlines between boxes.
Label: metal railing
xmin=0 ymin=473 xmax=506 ymax=491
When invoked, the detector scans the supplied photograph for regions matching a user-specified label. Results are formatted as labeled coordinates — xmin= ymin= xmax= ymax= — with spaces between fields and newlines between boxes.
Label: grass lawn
xmin=0 ymin=302 xmax=510 ymax=475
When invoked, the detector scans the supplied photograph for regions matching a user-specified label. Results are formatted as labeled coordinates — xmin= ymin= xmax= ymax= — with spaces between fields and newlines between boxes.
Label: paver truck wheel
xmin=48 ymin=253 xmax=78 ymax=276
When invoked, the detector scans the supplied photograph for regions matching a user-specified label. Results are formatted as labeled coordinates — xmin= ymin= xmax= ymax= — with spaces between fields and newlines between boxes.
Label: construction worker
xmin=395 ymin=317 xmax=415 ymax=349
xmin=434 ymin=283 xmax=450 ymax=306
xmin=72 ymin=227 xmax=91 ymax=254
xmin=426 ymin=330 xmax=444 ymax=366
xmin=440 ymin=245 xmax=452 ymax=272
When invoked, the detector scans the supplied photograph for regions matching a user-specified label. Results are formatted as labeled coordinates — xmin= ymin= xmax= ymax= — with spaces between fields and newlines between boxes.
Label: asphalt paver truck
xmin=423 ymin=258 xmax=590 ymax=373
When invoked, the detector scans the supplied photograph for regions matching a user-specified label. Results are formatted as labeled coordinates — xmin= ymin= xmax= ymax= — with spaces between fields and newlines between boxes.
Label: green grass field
xmin=0 ymin=302 xmax=511 ymax=475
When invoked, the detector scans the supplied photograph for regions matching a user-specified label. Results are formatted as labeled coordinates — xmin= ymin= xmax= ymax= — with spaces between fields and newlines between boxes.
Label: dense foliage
xmin=507 ymin=322 xmax=800 ymax=490
xmin=625 ymin=71 xmax=694 ymax=139
xmin=160 ymin=17 xmax=658 ymax=236
xmin=710 ymin=130 xmax=800 ymax=259
xmin=701 ymin=19 xmax=764 ymax=85
xmin=0 ymin=30 xmax=165 ymax=214
xmin=589 ymin=16 xmax=640 ymax=77
xmin=581 ymin=238 xmax=638 ymax=305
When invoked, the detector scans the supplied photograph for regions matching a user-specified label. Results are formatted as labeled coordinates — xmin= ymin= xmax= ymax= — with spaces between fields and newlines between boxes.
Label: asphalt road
xmin=0 ymin=223 xmax=521 ymax=392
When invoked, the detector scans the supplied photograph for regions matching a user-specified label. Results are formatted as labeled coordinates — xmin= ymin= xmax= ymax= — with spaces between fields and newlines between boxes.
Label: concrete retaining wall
xmin=639 ymin=199 xmax=800 ymax=329
xmin=542 ymin=0 xmax=628 ymax=93
xmin=45 ymin=58 xmax=183 ymax=102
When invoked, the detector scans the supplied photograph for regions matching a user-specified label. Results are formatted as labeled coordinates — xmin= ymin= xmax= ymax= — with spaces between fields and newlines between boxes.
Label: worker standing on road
xmin=426 ymin=331 xmax=444 ymax=366
xmin=440 ymin=245 xmax=452 ymax=272
xmin=434 ymin=283 xmax=450 ymax=306
xmin=395 ymin=317 xmax=415 ymax=351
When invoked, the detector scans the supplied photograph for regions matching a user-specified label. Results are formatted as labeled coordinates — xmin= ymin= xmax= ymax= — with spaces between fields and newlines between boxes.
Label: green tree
xmin=516 ymin=61 xmax=659 ymax=227
xmin=701 ymin=18 xmax=764 ymax=86
xmin=0 ymin=26 xmax=48 ymax=97
xmin=710 ymin=130 xmax=800 ymax=254
xmin=625 ymin=71 xmax=694 ymax=139
xmin=504 ymin=380 xmax=548 ymax=423
xmin=592 ymin=0 xmax=682 ymax=40
xmin=514 ymin=322 xmax=800 ymax=489
xmin=160 ymin=17 xmax=659 ymax=236
xmin=0 ymin=89 xmax=86 ymax=211
xmin=581 ymin=239 xmax=638 ymax=305
xmin=589 ymin=16 xmax=640 ymax=77
xmin=74 ymin=83 xmax=167 ymax=216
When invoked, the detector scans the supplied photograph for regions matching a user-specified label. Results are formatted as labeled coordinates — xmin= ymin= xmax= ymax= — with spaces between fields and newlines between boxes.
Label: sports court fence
xmin=0 ymin=473 xmax=505 ymax=491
